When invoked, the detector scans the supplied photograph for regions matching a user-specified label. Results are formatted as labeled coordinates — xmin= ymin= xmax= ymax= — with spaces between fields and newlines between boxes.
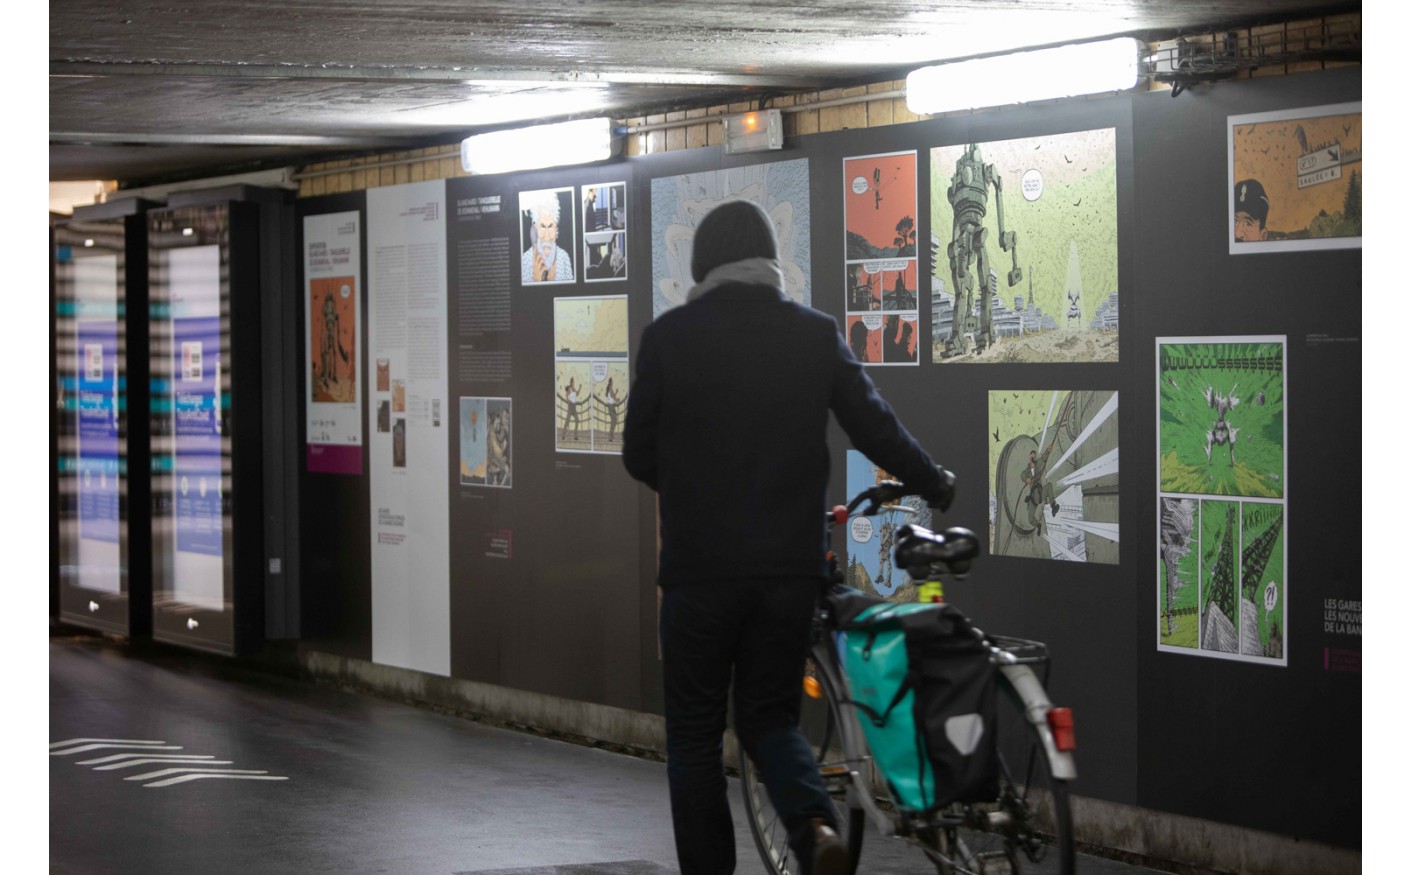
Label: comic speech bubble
xmin=901 ymin=314 xmax=918 ymax=324
xmin=852 ymin=176 xmax=869 ymax=195
xmin=850 ymin=516 xmax=874 ymax=542
xmin=1264 ymin=581 xmax=1278 ymax=613
xmin=1021 ymin=169 xmax=1044 ymax=202
xmin=862 ymin=314 xmax=883 ymax=330
xmin=340 ymin=283 xmax=352 ymax=299
xmin=869 ymin=259 xmax=909 ymax=273
xmin=592 ymin=363 xmax=609 ymax=382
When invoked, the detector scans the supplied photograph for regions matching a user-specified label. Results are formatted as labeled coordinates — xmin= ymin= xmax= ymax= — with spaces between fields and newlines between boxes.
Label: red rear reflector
xmin=1047 ymin=707 xmax=1076 ymax=752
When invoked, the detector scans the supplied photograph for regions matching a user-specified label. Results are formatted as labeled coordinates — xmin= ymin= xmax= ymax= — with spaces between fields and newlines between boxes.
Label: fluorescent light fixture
xmin=181 ymin=227 xmax=194 ymax=236
xmin=906 ymin=37 xmax=1139 ymax=115
xmin=83 ymin=239 xmax=95 ymax=247
xmin=723 ymin=109 xmax=784 ymax=155
xmin=461 ymin=117 xmax=618 ymax=175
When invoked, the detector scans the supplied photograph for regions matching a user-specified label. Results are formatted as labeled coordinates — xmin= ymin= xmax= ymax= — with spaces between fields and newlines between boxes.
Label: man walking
xmin=623 ymin=200 xmax=953 ymax=875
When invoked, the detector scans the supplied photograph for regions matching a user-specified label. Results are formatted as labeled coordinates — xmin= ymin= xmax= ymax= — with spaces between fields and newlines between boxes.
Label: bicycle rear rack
xmin=987 ymin=634 xmax=1048 ymax=665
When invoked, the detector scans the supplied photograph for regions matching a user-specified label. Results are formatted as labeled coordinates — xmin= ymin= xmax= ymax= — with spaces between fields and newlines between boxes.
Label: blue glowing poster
xmin=76 ymin=322 xmax=119 ymax=543
xmin=74 ymin=255 xmax=122 ymax=594
xmin=170 ymin=246 xmax=223 ymax=561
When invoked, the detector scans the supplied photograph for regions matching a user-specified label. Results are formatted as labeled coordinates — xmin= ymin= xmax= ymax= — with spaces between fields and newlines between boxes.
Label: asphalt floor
xmin=49 ymin=631 xmax=1170 ymax=874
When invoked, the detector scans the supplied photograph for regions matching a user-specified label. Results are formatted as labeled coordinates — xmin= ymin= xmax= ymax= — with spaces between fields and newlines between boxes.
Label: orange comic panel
xmin=1232 ymin=110 xmax=1361 ymax=240
xmin=310 ymin=277 xmax=358 ymax=403
xmin=846 ymin=316 xmax=884 ymax=365
xmin=844 ymin=153 xmax=918 ymax=256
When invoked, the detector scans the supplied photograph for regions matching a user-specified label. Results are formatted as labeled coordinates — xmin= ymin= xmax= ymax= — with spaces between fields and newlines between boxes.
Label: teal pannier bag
xmin=831 ymin=589 xmax=999 ymax=813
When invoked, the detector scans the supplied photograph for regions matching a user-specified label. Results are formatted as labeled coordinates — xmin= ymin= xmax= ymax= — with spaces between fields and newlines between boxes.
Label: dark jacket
xmin=622 ymin=279 xmax=943 ymax=585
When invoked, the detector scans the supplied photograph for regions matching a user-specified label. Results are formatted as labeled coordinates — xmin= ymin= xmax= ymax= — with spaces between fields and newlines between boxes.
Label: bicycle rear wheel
xmin=928 ymin=673 xmax=1075 ymax=875
xmin=740 ymin=653 xmax=866 ymax=875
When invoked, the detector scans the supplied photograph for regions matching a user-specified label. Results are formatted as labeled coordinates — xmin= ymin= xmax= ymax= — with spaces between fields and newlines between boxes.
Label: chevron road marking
xmin=95 ymin=758 xmax=234 ymax=771
xmin=54 ymin=739 xmax=290 ymax=787
xmin=123 ymin=768 xmax=272 ymax=782
xmin=142 ymin=774 xmax=291 ymax=788
xmin=51 ymin=743 xmax=183 ymax=756
xmin=77 ymin=753 xmax=218 ymax=766
xmin=50 ymin=738 xmax=168 ymax=750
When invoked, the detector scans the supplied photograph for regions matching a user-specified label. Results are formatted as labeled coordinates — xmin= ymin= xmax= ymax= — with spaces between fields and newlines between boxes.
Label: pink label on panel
xmin=307 ymin=444 xmax=363 ymax=475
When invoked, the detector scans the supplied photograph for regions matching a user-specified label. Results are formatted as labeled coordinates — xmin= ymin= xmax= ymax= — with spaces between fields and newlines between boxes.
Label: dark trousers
xmin=660 ymin=577 xmax=836 ymax=875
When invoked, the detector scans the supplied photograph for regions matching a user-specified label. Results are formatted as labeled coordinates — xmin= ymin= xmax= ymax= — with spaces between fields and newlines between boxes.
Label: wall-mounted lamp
xmin=723 ymin=109 xmax=784 ymax=155
xmin=906 ymin=37 xmax=1140 ymax=115
xmin=460 ymin=117 xmax=619 ymax=175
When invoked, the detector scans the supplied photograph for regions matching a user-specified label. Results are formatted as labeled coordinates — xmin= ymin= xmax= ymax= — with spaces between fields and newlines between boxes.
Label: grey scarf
xmin=686 ymin=257 xmax=785 ymax=302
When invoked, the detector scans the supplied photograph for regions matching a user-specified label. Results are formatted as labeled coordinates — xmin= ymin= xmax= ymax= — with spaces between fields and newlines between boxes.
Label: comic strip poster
xmin=843 ymin=450 xmax=931 ymax=601
xmin=1157 ymin=337 xmax=1287 ymax=665
xmin=1228 ymin=102 xmax=1361 ymax=254
xmin=553 ymin=296 xmax=629 ymax=454
xmin=845 ymin=151 xmax=919 ymax=365
xmin=989 ymin=390 xmax=1119 ymax=564
xmin=460 ymin=396 xmax=513 ymax=488
xmin=931 ymin=129 xmax=1118 ymax=363
xmin=520 ymin=187 xmax=576 ymax=285
xmin=651 ymin=158 xmax=811 ymax=319
xmin=303 ymin=210 xmax=362 ymax=474
xmin=583 ymin=182 xmax=627 ymax=282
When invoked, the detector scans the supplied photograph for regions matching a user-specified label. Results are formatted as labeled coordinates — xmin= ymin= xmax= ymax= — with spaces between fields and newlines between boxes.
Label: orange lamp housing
xmin=1046 ymin=707 xmax=1076 ymax=752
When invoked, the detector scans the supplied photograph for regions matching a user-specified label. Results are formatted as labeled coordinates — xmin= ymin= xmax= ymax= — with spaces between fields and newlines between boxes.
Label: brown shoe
xmin=812 ymin=817 xmax=848 ymax=875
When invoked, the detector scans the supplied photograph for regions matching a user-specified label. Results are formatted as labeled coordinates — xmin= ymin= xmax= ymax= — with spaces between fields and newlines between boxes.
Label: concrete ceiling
xmin=50 ymin=1 xmax=1359 ymax=186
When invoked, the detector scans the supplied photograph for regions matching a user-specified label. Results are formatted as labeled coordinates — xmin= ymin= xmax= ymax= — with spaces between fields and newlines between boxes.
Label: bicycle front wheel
xmin=930 ymin=672 xmax=1075 ymax=875
xmin=740 ymin=653 xmax=865 ymax=875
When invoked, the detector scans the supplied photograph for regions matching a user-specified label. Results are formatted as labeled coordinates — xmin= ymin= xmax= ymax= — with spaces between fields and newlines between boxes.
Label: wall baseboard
xmin=295 ymin=645 xmax=1358 ymax=875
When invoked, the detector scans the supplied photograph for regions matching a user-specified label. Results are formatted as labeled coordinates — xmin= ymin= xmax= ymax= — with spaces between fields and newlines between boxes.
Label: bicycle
xmin=740 ymin=482 xmax=1077 ymax=875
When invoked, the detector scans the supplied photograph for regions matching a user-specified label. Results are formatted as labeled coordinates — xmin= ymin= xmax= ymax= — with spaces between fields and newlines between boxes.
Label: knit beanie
xmin=691 ymin=200 xmax=779 ymax=282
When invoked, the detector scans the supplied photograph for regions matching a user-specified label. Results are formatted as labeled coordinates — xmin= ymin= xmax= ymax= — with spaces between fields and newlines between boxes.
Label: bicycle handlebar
xmin=826 ymin=480 xmax=921 ymax=525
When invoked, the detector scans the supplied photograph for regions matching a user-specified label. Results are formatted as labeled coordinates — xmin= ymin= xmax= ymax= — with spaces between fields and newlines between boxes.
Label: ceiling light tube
xmin=460 ymin=117 xmax=618 ymax=175
xmin=906 ymin=37 xmax=1139 ymax=115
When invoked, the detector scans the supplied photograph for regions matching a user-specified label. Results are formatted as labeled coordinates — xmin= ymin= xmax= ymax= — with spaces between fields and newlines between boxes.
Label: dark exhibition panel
xmin=54 ymin=61 xmax=1360 ymax=865
xmin=296 ymin=65 xmax=1361 ymax=850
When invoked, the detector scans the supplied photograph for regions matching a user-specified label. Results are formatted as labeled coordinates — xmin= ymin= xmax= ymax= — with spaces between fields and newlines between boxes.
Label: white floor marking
xmin=77 ymin=753 xmax=218 ymax=766
xmin=141 ymin=774 xmax=290 ymax=788
xmin=51 ymin=744 xmax=183 ymax=756
xmin=50 ymin=738 xmax=168 ymax=749
xmin=122 ymin=767 xmax=269 ymax=782
xmin=95 ymin=759 xmax=233 ymax=771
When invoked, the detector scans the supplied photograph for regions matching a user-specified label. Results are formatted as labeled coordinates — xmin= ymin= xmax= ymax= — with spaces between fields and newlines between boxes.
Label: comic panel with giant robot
xmin=931 ymin=129 xmax=1118 ymax=363
xmin=988 ymin=390 xmax=1119 ymax=563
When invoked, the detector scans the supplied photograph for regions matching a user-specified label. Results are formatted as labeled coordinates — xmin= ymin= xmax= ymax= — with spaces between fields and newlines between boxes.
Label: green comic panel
xmin=1199 ymin=500 xmax=1240 ymax=653
xmin=1239 ymin=502 xmax=1286 ymax=661
xmin=1159 ymin=339 xmax=1285 ymax=498
xmin=1159 ymin=497 xmax=1200 ymax=649
xmin=931 ymin=129 xmax=1118 ymax=363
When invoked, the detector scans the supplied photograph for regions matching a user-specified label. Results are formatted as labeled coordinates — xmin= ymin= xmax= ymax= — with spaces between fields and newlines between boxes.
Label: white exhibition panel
xmin=367 ymin=181 xmax=451 ymax=676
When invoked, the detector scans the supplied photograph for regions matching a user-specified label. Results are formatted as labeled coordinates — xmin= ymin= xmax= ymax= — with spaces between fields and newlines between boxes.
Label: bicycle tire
xmin=740 ymin=653 xmax=866 ymax=875
xmin=928 ymin=672 xmax=1075 ymax=875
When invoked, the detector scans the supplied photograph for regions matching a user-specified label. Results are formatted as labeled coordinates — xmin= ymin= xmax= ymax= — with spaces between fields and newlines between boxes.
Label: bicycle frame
xmin=810 ymin=630 xmax=899 ymax=837
xmin=995 ymin=656 xmax=1077 ymax=782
